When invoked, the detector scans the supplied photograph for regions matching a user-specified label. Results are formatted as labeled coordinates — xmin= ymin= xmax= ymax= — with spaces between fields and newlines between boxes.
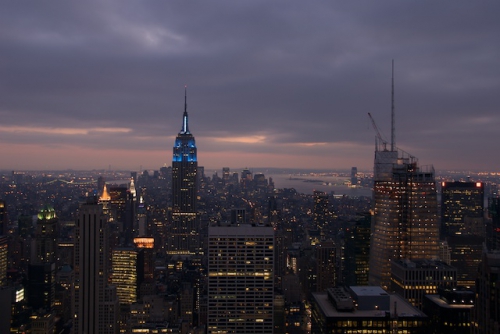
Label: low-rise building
xmin=311 ymin=286 xmax=428 ymax=333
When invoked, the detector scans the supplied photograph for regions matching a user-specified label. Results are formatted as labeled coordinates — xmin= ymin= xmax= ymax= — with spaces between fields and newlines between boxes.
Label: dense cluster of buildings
xmin=0 ymin=92 xmax=499 ymax=334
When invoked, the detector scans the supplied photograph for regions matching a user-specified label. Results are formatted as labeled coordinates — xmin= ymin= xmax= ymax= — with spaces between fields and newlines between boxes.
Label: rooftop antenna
xmin=182 ymin=85 xmax=190 ymax=134
xmin=391 ymin=60 xmax=395 ymax=152
xmin=184 ymin=85 xmax=187 ymax=114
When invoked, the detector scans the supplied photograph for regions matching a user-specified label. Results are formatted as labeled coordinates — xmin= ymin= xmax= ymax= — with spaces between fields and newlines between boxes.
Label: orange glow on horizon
xmin=213 ymin=136 xmax=266 ymax=144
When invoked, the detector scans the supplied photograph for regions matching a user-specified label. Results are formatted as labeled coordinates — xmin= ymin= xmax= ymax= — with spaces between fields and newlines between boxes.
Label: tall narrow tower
xmin=369 ymin=64 xmax=439 ymax=289
xmin=168 ymin=89 xmax=198 ymax=255
xmin=73 ymin=197 xmax=118 ymax=334
xmin=27 ymin=206 xmax=57 ymax=312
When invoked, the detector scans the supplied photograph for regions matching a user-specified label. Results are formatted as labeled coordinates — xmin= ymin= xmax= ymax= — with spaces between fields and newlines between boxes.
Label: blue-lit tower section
xmin=168 ymin=91 xmax=199 ymax=255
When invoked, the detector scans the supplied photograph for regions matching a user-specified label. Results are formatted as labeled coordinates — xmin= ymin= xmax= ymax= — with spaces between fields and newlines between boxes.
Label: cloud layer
xmin=1 ymin=1 xmax=499 ymax=171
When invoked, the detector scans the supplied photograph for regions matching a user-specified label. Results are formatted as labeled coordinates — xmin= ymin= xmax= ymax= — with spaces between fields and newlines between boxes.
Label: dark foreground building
xmin=311 ymin=286 xmax=428 ymax=333
xmin=423 ymin=287 xmax=474 ymax=334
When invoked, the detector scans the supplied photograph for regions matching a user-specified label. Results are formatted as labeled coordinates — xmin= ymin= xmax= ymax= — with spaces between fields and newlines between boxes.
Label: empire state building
xmin=168 ymin=90 xmax=199 ymax=255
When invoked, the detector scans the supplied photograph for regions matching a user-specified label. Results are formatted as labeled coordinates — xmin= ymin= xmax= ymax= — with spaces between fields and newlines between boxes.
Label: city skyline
xmin=1 ymin=2 xmax=500 ymax=171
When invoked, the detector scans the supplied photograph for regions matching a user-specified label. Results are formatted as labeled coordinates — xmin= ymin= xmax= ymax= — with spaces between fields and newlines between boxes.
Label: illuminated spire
xmin=129 ymin=177 xmax=136 ymax=200
xmin=181 ymin=86 xmax=190 ymax=134
xmin=100 ymin=183 xmax=111 ymax=201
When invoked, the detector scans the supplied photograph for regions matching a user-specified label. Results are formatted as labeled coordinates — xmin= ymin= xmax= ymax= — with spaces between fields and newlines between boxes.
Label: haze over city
xmin=1 ymin=1 xmax=499 ymax=171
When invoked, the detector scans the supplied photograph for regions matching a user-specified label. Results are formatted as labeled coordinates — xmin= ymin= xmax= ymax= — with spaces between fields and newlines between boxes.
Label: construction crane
xmin=368 ymin=112 xmax=388 ymax=151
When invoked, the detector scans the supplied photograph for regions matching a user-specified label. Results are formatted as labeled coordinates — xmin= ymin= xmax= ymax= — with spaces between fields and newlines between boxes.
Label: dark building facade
xmin=471 ymin=250 xmax=500 ymax=333
xmin=441 ymin=181 xmax=484 ymax=238
xmin=311 ymin=286 xmax=428 ymax=333
xmin=0 ymin=199 xmax=6 ymax=236
xmin=391 ymin=259 xmax=457 ymax=309
xmin=73 ymin=197 xmax=118 ymax=334
xmin=343 ymin=213 xmax=371 ymax=286
xmin=441 ymin=182 xmax=485 ymax=287
xmin=313 ymin=191 xmax=330 ymax=238
xmin=447 ymin=234 xmax=484 ymax=287
xmin=488 ymin=197 xmax=500 ymax=251
xmin=423 ymin=287 xmax=474 ymax=334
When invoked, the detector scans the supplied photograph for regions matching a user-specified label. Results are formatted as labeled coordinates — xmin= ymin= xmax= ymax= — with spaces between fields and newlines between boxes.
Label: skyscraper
xmin=168 ymin=90 xmax=198 ymax=255
xmin=315 ymin=240 xmax=337 ymax=292
xmin=441 ymin=181 xmax=484 ymax=238
xmin=368 ymin=65 xmax=439 ymax=289
xmin=441 ymin=182 xmax=485 ymax=286
xmin=0 ymin=200 xmax=7 ymax=287
xmin=0 ymin=199 xmax=6 ymax=236
xmin=488 ymin=197 xmax=500 ymax=251
xmin=313 ymin=190 xmax=329 ymax=238
xmin=471 ymin=250 xmax=500 ymax=333
xmin=111 ymin=247 xmax=139 ymax=305
xmin=369 ymin=151 xmax=439 ymax=290
xmin=73 ymin=197 xmax=118 ymax=334
xmin=33 ymin=205 xmax=57 ymax=264
xmin=28 ymin=205 xmax=57 ymax=312
xmin=391 ymin=259 xmax=456 ymax=309
xmin=0 ymin=235 xmax=7 ymax=285
xmin=343 ymin=214 xmax=371 ymax=286
xmin=207 ymin=223 xmax=274 ymax=333
xmin=350 ymin=167 xmax=358 ymax=186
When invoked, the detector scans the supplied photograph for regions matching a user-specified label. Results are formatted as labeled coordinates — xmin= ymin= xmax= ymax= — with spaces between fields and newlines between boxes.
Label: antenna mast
xmin=184 ymin=85 xmax=187 ymax=113
xmin=391 ymin=60 xmax=395 ymax=152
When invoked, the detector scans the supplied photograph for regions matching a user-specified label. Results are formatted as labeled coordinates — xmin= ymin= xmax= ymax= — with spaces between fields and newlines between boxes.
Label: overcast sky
xmin=1 ymin=1 xmax=499 ymax=172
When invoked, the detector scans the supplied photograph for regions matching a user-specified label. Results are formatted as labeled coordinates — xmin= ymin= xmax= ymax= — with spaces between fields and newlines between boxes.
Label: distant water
xmin=268 ymin=174 xmax=372 ymax=197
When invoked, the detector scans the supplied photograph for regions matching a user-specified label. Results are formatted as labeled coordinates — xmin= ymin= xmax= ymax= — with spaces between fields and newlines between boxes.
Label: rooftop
xmin=393 ymin=258 xmax=455 ymax=270
xmin=425 ymin=295 xmax=474 ymax=309
xmin=313 ymin=287 xmax=425 ymax=319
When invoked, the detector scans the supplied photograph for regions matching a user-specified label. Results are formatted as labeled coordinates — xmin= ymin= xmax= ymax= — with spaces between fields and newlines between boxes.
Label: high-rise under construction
xmin=368 ymin=62 xmax=439 ymax=289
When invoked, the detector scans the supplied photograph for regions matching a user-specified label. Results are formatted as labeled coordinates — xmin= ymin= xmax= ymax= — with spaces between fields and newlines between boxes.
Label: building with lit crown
xmin=168 ymin=90 xmax=198 ymax=255
xmin=28 ymin=205 xmax=58 ymax=312
xmin=33 ymin=205 xmax=58 ymax=264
